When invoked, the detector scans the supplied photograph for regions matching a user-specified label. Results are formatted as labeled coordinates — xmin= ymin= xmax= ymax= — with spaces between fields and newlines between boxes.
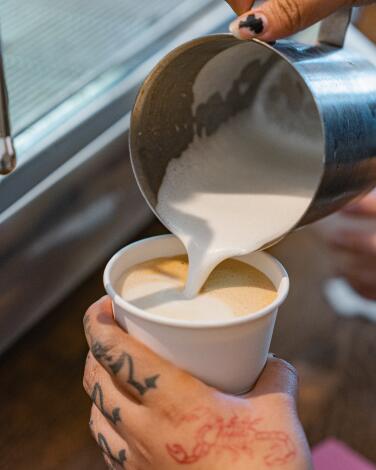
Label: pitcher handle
xmin=318 ymin=6 xmax=352 ymax=48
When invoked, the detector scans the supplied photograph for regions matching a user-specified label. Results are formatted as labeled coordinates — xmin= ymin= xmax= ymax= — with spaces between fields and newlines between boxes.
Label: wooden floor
xmin=1 ymin=220 xmax=375 ymax=469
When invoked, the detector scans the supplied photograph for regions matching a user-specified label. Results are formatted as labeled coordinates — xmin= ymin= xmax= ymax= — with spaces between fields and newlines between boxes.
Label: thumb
xmin=229 ymin=0 xmax=349 ymax=42
xmin=249 ymin=356 xmax=298 ymax=401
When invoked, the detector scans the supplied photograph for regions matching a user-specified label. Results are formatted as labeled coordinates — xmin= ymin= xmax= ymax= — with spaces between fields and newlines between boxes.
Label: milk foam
xmin=157 ymin=47 xmax=323 ymax=297
xmin=120 ymin=256 xmax=277 ymax=322
xmin=123 ymin=280 xmax=236 ymax=322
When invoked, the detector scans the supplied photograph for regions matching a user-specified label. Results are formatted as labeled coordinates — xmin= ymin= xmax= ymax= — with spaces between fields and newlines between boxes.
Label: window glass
xmin=2 ymin=0 xmax=210 ymax=134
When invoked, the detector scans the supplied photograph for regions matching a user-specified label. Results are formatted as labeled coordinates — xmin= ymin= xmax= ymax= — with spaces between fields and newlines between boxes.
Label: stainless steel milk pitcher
xmin=130 ymin=8 xmax=376 ymax=246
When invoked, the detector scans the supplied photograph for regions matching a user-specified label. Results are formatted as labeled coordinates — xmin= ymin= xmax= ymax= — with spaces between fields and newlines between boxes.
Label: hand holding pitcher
xmin=227 ymin=0 xmax=376 ymax=42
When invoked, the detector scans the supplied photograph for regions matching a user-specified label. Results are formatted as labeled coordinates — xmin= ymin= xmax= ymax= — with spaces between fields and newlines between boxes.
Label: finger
xmin=229 ymin=0 xmax=350 ymax=42
xmin=346 ymin=277 xmax=376 ymax=301
xmin=226 ymin=0 xmax=256 ymax=15
xmin=334 ymin=261 xmax=376 ymax=299
xmin=331 ymin=252 xmax=376 ymax=277
xmin=328 ymin=231 xmax=376 ymax=257
xmin=90 ymin=405 xmax=130 ymax=469
xmin=343 ymin=191 xmax=376 ymax=218
xmin=84 ymin=296 xmax=163 ymax=404
xmin=332 ymin=250 xmax=376 ymax=273
xmin=337 ymin=264 xmax=376 ymax=286
xmin=328 ymin=249 xmax=376 ymax=298
xmin=84 ymin=351 xmax=149 ymax=439
xmin=102 ymin=453 xmax=122 ymax=470
xmin=249 ymin=356 xmax=298 ymax=401
xmin=83 ymin=296 xmax=205 ymax=405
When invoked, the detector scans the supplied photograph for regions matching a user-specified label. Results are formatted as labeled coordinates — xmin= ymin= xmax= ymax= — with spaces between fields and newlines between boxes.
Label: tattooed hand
xmin=83 ymin=296 xmax=312 ymax=470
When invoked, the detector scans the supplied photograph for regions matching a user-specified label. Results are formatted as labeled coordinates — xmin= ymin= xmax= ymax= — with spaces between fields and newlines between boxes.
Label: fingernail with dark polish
xmin=240 ymin=14 xmax=264 ymax=34
xmin=230 ymin=13 xmax=267 ymax=40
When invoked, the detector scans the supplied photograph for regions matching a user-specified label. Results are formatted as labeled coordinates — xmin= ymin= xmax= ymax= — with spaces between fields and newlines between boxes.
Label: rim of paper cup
xmin=103 ymin=234 xmax=289 ymax=330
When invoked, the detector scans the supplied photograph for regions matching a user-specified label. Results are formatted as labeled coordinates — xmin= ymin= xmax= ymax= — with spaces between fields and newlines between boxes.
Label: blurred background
xmin=0 ymin=1 xmax=375 ymax=468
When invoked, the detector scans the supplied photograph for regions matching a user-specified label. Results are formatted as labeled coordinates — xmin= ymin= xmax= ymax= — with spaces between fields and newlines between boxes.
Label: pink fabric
xmin=313 ymin=438 xmax=375 ymax=470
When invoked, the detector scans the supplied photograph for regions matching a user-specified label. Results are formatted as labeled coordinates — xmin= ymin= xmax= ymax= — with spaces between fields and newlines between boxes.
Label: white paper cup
xmin=104 ymin=235 xmax=289 ymax=395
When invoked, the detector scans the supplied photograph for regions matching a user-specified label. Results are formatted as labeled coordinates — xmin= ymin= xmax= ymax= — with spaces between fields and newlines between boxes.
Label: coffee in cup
xmin=118 ymin=256 xmax=277 ymax=323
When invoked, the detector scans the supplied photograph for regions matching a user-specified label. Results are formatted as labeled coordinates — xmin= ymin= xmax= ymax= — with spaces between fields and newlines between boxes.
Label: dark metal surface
xmin=278 ymin=40 xmax=376 ymax=224
xmin=0 ymin=37 xmax=16 ymax=174
xmin=319 ymin=6 xmax=352 ymax=47
xmin=130 ymin=33 xmax=376 ymax=245
xmin=0 ymin=116 xmax=151 ymax=353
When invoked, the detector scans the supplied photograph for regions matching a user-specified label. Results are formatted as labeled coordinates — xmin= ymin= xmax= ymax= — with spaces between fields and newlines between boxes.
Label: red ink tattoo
xmin=166 ymin=407 xmax=296 ymax=466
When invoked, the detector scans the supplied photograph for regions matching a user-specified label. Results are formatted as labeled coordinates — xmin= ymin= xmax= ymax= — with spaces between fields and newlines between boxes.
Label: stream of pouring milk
xmin=157 ymin=45 xmax=323 ymax=298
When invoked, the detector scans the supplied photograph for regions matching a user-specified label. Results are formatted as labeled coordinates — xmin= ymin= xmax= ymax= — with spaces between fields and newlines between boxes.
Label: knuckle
xmin=90 ymin=336 xmax=123 ymax=376
xmin=83 ymin=353 xmax=99 ymax=393
xmin=83 ymin=299 xmax=105 ymax=328
xmin=83 ymin=374 xmax=90 ymax=395
xmin=273 ymin=0 xmax=304 ymax=33
xmin=274 ymin=357 xmax=298 ymax=380
xmin=83 ymin=311 xmax=91 ymax=332
xmin=84 ymin=304 xmax=96 ymax=321
xmin=91 ymin=404 xmax=102 ymax=427
xmin=284 ymin=360 xmax=298 ymax=381
xmin=91 ymin=333 xmax=115 ymax=359
xmin=89 ymin=406 xmax=97 ymax=437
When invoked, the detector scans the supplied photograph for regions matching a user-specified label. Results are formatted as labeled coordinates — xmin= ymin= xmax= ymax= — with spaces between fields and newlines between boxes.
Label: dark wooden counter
xmin=1 ymin=221 xmax=375 ymax=469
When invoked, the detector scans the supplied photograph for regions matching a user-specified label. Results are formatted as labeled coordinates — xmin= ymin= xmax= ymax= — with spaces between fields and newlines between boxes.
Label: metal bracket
xmin=318 ymin=6 xmax=352 ymax=48
xmin=0 ymin=34 xmax=16 ymax=175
